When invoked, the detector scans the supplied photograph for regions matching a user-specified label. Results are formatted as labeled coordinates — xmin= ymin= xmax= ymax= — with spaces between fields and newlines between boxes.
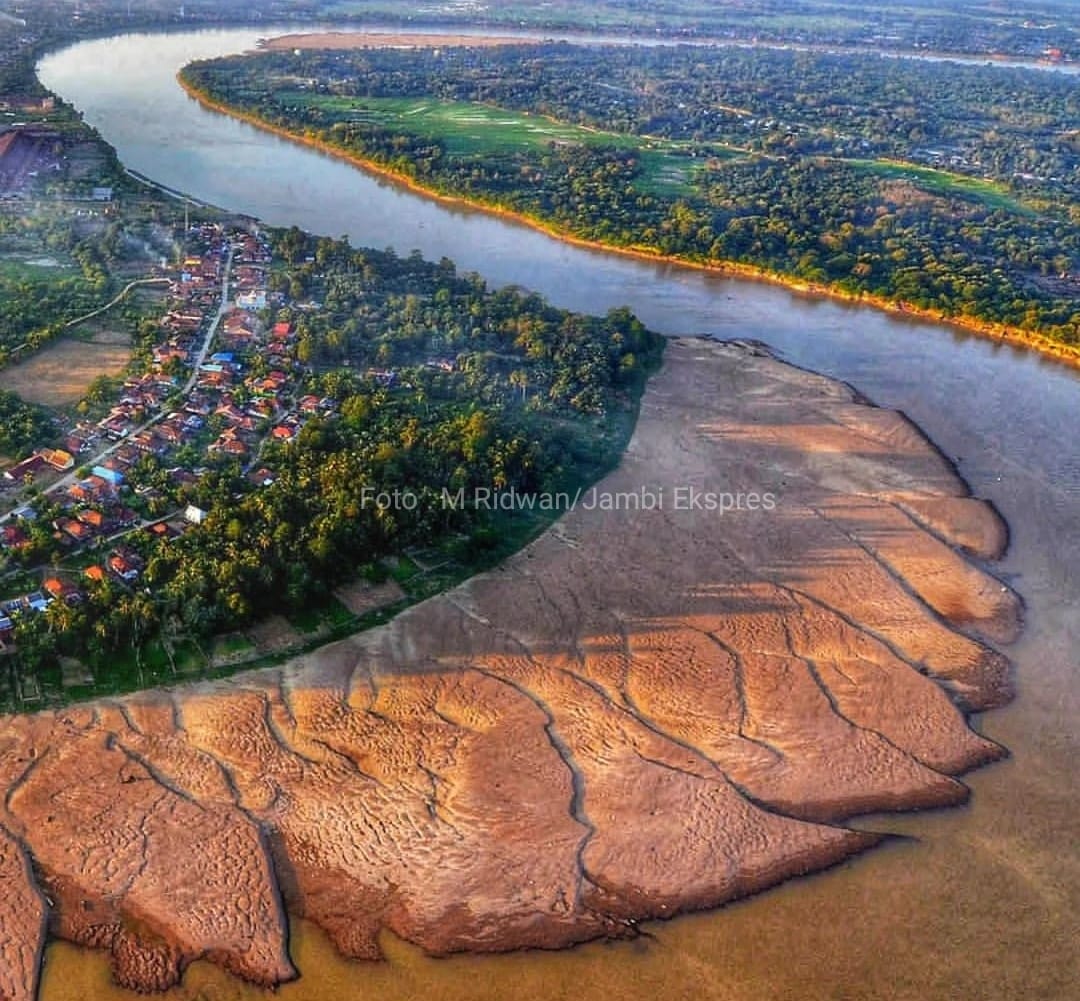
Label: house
xmin=107 ymin=552 xmax=140 ymax=582
xmin=236 ymin=290 xmax=267 ymax=310
xmin=85 ymin=475 xmax=115 ymax=496
xmin=366 ymin=368 xmax=398 ymax=387
xmin=43 ymin=578 xmax=82 ymax=604
xmin=91 ymin=465 xmax=125 ymax=487
xmin=54 ymin=517 xmax=92 ymax=543
xmin=66 ymin=483 xmax=91 ymax=505
xmin=271 ymin=424 xmax=296 ymax=442
xmin=114 ymin=507 xmax=139 ymax=528
xmin=113 ymin=446 xmax=141 ymax=468
xmin=157 ymin=421 xmax=186 ymax=445
xmin=168 ymin=467 xmax=200 ymax=490
xmin=184 ymin=395 xmax=213 ymax=417
xmin=83 ymin=565 xmax=106 ymax=583
xmin=148 ymin=521 xmax=180 ymax=542
xmin=215 ymin=402 xmax=247 ymax=425
xmin=41 ymin=448 xmax=75 ymax=471
xmin=130 ymin=431 xmax=161 ymax=454
xmin=184 ymin=504 xmax=208 ymax=525
xmin=100 ymin=417 xmax=133 ymax=440
xmin=76 ymin=509 xmax=106 ymax=531
xmin=245 ymin=399 xmax=275 ymax=421
xmin=3 ymin=454 xmax=46 ymax=483
xmin=1 ymin=525 xmax=29 ymax=550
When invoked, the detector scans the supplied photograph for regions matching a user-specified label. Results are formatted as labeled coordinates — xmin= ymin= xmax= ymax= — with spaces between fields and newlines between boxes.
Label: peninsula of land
xmin=0 ymin=338 xmax=1020 ymax=999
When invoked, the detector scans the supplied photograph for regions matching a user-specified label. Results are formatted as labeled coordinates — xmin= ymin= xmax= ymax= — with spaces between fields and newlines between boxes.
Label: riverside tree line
xmin=184 ymin=42 xmax=1080 ymax=347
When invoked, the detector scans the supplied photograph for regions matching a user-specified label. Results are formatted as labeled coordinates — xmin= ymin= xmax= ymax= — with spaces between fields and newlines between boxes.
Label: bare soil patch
xmin=246 ymin=614 xmax=303 ymax=655
xmin=87 ymin=327 xmax=132 ymax=346
xmin=333 ymin=579 xmax=405 ymax=616
xmin=0 ymin=337 xmax=131 ymax=406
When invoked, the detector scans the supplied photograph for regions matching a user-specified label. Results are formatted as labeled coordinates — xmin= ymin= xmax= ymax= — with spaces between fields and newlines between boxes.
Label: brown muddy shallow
xmin=0 ymin=340 xmax=1025 ymax=1000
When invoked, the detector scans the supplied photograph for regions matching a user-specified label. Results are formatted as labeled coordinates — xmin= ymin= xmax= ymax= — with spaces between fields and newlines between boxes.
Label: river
xmin=36 ymin=26 xmax=1079 ymax=1001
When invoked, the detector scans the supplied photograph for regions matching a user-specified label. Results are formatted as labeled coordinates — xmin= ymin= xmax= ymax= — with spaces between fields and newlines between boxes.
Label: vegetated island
xmin=0 ymin=334 xmax=1022 ymax=1001
xmin=179 ymin=38 xmax=1080 ymax=365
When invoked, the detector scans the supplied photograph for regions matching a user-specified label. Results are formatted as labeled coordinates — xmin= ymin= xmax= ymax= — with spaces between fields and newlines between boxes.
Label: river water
xmin=36 ymin=27 xmax=1079 ymax=1001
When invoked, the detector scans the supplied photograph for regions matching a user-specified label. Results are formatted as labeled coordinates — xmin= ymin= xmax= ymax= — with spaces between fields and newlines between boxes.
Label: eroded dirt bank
xmin=0 ymin=340 xmax=1020 ymax=999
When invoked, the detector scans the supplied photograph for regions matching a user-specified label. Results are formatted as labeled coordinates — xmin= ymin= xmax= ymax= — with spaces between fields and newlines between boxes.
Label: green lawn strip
xmin=0 ymin=257 xmax=77 ymax=281
xmin=847 ymin=158 xmax=1033 ymax=213
xmin=276 ymin=92 xmax=739 ymax=194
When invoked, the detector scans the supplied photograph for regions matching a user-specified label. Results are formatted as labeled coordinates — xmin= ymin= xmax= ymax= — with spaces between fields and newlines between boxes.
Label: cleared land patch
xmin=0 ymin=336 xmax=131 ymax=406
xmin=849 ymin=158 xmax=1032 ymax=213
xmin=278 ymin=92 xmax=741 ymax=195
xmin=0 ymin=252 xmax=76 ymax=280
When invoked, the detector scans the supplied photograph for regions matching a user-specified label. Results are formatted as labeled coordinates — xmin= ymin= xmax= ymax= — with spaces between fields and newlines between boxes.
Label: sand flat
xmin=0 ymin=340 xmax=1019 ymax=997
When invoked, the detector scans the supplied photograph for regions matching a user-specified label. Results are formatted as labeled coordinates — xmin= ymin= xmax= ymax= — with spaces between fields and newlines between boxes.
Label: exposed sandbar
xmin=0 ymin=340 xmax=1020 ymax=997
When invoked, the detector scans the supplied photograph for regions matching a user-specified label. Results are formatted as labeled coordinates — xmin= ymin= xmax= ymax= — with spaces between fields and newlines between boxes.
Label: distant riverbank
xmin=178 ymin=73 xmax=1080 ymax=374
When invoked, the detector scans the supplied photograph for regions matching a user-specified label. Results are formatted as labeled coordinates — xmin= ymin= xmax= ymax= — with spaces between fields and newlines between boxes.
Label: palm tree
xmin=509 ymin=369 xmax=529 ymax=402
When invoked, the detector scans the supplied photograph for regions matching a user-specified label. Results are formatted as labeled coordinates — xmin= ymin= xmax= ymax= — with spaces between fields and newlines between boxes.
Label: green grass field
xmin=849 ymin=158 xmax=1031 ymax=213
xmin=277 ymin=91 xmax=742 ymax=195
xmin=0 ymin=253 xmax=75 ymax=280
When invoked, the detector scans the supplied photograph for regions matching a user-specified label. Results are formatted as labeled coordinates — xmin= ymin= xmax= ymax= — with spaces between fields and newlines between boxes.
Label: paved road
xmin=1 ymin=245 xmax=234 ymax=524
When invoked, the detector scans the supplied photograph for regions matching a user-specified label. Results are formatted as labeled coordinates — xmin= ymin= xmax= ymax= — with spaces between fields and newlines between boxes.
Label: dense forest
xmin=6 ymin=230 xmax=662 ymax=692
xmin=183 ymin=43 xmax=1080 ymax=348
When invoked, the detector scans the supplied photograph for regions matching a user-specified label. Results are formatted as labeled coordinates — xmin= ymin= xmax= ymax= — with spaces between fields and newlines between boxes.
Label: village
xmin=0 ymin=221 xmax=343 ymax=652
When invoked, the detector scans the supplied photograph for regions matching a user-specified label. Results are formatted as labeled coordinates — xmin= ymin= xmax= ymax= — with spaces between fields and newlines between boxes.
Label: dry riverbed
xmin=0 ymin=339 xmax=1020 ymax=998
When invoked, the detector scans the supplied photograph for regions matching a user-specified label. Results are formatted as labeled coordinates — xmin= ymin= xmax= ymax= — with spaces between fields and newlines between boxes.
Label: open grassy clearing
xmin=63 ymin=309 xmax=134 ymax=345
xmin=849 ymin=158 xmax=1032 ymax=213
xmin=279 ymin=91 xmax=742 ymax=195
xmin=0 ymin=252 xmax=76 ymax=280
xmin=0 ymin=336 xmax=131 ymax=406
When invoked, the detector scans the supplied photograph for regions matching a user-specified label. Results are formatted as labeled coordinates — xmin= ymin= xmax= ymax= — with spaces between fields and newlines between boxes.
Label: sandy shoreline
xmin=177 ymin=72 xmax=1080 ymax=372
xmin=0 ymin=339 xmax=1021 ymax=999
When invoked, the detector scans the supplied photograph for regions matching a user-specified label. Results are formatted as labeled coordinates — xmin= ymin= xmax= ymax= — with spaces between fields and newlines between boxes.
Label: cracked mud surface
xmin=0 ymin=340 xmax=1020 ymax=999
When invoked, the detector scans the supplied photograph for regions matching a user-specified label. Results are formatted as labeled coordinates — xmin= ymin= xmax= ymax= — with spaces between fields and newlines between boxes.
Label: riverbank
xmin=3 ymin=337 xmax=1023 ymax=1000
xmin=29 ymin=27 xmax=1080 ymax=1001
xmin=177 ymin=73 xmax=1080 ymax=374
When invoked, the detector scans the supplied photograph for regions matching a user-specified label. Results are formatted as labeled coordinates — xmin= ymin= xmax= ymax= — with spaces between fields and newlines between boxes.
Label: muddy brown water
xmin=33 ymin=26 xmax=1080 ymax=1001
